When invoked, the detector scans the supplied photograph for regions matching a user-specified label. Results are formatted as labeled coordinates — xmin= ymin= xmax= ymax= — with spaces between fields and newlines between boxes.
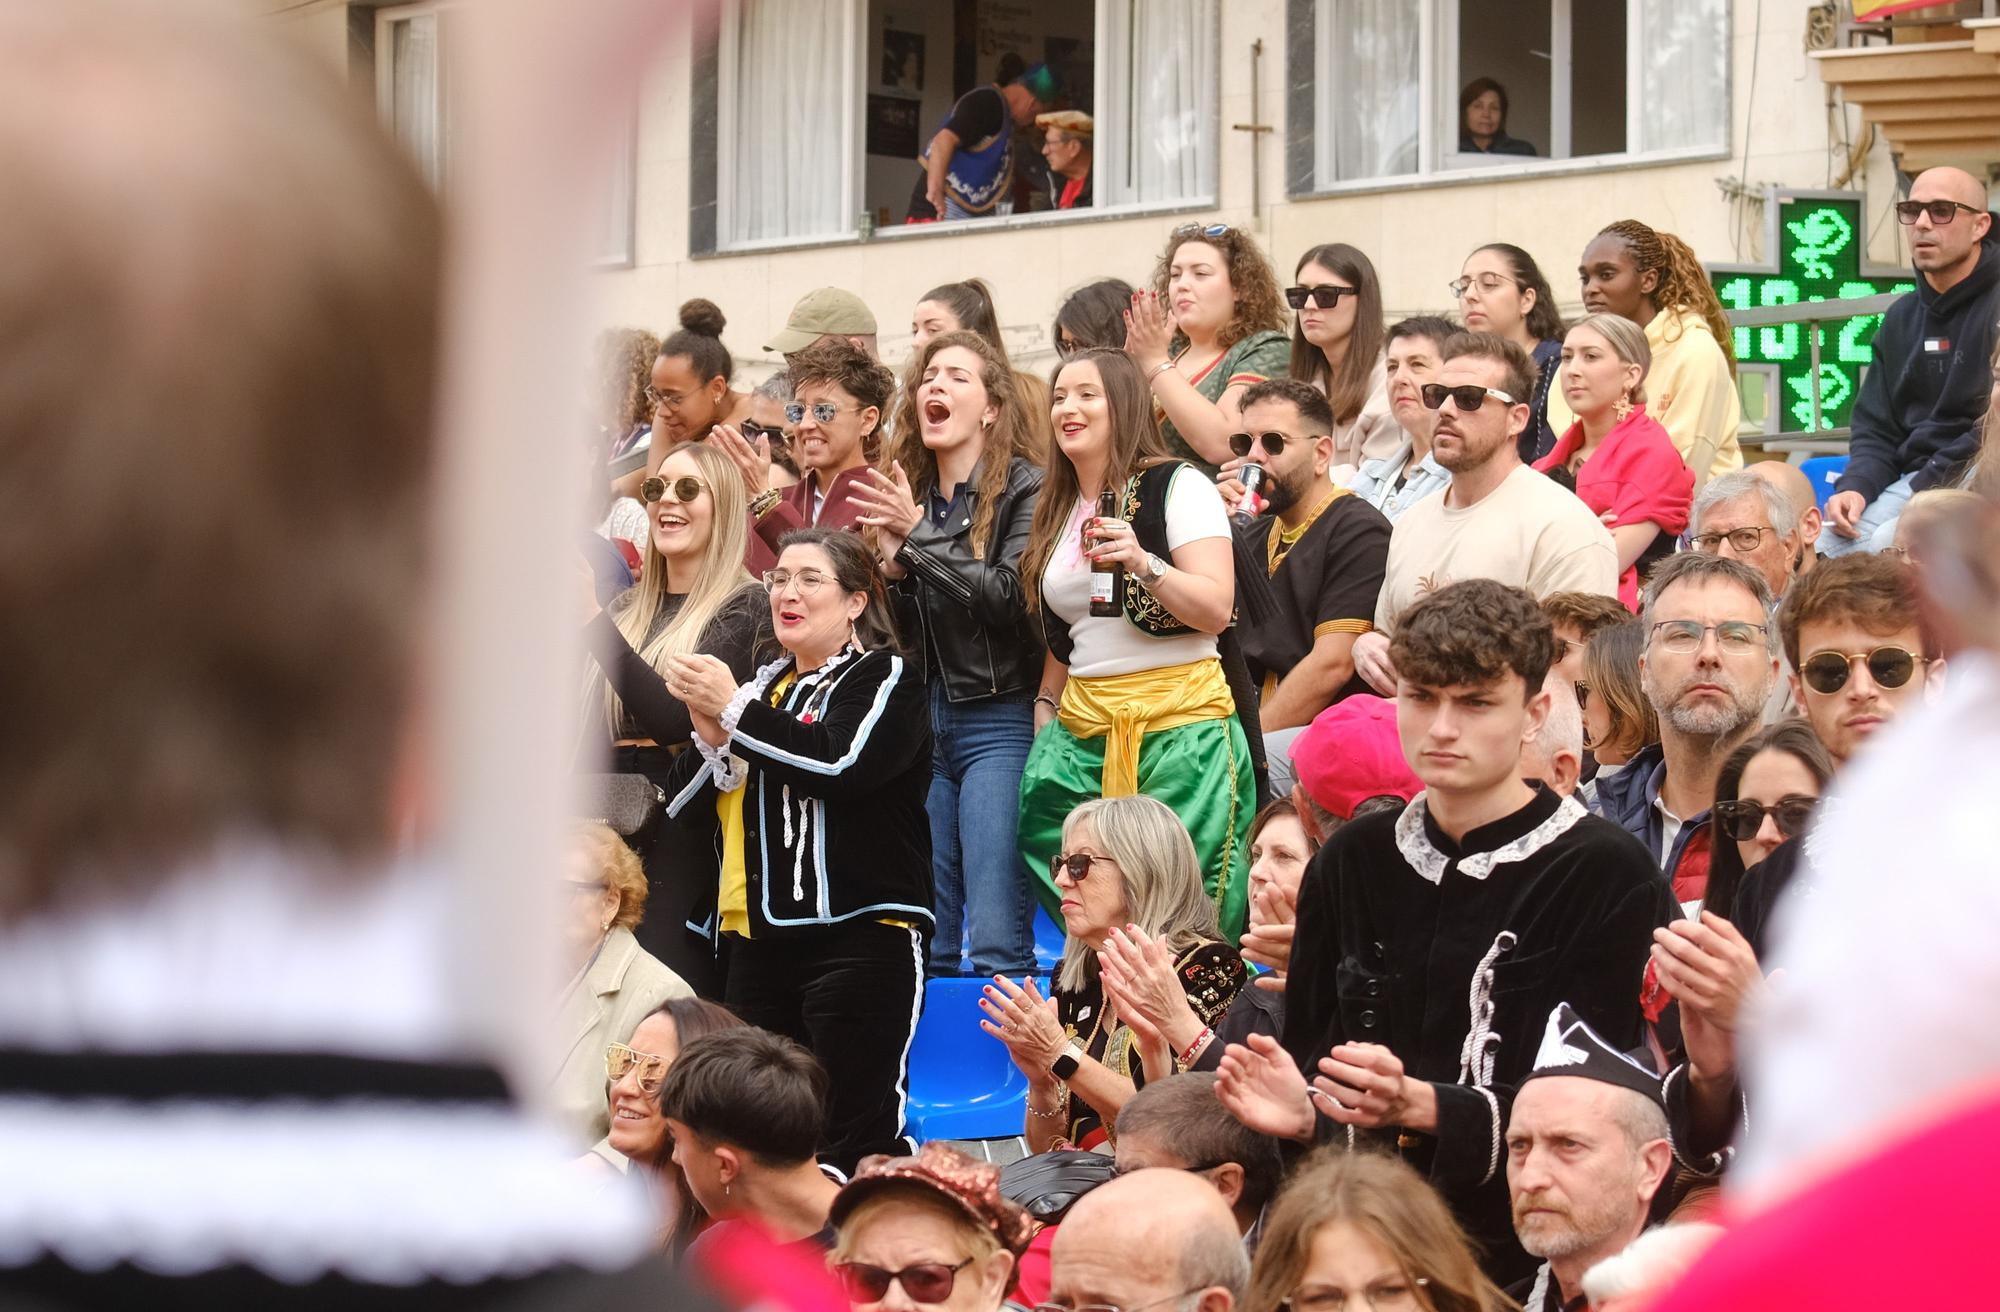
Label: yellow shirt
xmin=1547 ymin=309 xmax=1742 ymax=489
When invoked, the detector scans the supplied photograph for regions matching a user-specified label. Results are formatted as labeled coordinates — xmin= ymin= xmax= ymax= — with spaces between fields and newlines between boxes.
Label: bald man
xmin=1826 ymin=165 xmax=1999 ymax=556
xmin=1748 ymin=462 xmax=1823 ymax=567
xmin=1048 ymin=1170 xmax=1250 ymax=1312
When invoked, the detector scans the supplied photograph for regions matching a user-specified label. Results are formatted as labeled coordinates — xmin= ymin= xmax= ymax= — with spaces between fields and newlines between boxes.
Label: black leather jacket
xmin=892 ymin=455 xmax=1045 ymax=702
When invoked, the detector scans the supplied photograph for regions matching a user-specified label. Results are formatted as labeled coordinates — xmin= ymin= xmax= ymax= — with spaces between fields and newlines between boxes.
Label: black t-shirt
xmin=944 ymin=85 xmax=1006 ymax=144
xmin=1232 ymin=490 xmax=1391 ymax=703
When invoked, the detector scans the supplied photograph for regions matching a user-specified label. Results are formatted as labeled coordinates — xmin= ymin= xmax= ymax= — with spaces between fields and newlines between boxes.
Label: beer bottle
xmin=1088 ymin=488 xmax=1122 ymax=617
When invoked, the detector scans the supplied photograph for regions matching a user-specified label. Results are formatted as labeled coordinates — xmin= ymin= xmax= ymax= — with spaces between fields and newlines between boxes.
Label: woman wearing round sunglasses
xmin=1126 ymin=222 xmax=1290 ymax=476
xmin=657 ymin=527 xmax=932 ymax=1172
xmin=1699 ymin=721 xmax=1834 ymax=932
xmin=862 ymin=331 xmax=1047 ymax=979
xmin=982 ymin=796 xmax=1243 ymax=1153
xmin=581 ymin=440 xmax=770 ymax=996
xmin=1286 ymin=244 xmax=1394 ymax=472
xmin=828 ymin=1143 xmax=1036 ymax=1312
xmin=1450 ymin=244 xmax=1566 ymax=462
xmin=1241 ymin=1148 xmax=1510 ymax=1312
xmin=1533 ymin=313 xmax=1694 ymax=611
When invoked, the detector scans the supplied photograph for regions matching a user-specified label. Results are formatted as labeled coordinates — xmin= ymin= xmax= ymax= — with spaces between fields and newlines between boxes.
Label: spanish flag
xmin=1852 ymin=0 xmax=1960 ymax=17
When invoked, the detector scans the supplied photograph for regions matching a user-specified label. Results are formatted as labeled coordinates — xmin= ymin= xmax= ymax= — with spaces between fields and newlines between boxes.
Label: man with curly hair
xmin=1215 ymin=579 xmax=1670 ymax=1286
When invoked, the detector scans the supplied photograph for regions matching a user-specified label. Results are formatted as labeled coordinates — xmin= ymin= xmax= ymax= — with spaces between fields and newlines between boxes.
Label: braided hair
xmin=1596 ymin=219 xmax=1737 ymax=375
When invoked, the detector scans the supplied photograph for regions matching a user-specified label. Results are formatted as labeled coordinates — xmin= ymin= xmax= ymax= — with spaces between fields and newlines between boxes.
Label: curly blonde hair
xmin=1152 ymin=224 xmax=1287 ymax=351
xmin=573 ymin=822 xmax=648 ymax=931
xmin=595 ymin=326 xmax=662 ymax=436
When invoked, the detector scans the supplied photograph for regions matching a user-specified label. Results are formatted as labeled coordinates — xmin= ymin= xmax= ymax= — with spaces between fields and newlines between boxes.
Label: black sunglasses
xmin=641 ymin=475 xmax=708 ymax=505
xmin=1285 ymin=284 xmax=1357 ymax=310
xmin=1051 ymin=852 xmax=1113 ymax=882
xmin=1799 ymin=646 xmax=1927 ymax=695
xmin=1420 ymin=382 xmax=1520 ymax=411
xmin=739 ymin=419 xmax=787 ymax=443
xmin=1894 ymin=200 xmax=1985 ymax=226
xmin=833 ymin=1260 xmax=972 ymax=1306
xmin=1713 ymin=795 xmax=1818 ymax=842
xmin=1228 ymin=430 xmax=1302 ymax=458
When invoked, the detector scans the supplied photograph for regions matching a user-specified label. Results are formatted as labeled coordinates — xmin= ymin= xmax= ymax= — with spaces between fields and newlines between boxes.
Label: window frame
xmin=1286 ymin=0 xmax=1732 ymax=201
xmin=375 ymin=0 xmax=450 ymax=191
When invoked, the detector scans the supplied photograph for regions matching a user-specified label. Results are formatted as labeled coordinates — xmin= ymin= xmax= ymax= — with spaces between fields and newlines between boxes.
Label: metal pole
xmin=1809 ymin=318 xmax=1825 ymax=432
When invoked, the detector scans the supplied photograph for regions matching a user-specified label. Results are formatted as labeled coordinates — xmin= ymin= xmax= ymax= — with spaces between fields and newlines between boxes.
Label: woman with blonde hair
xmin=1535 ymin=313 xmax=1694 ymax=610
xmin=551 ymin=823 xmax=692 ymax=1145
xmin=582 ymin=439 xmax=770 ymax=994
xmin=1243 ymin=1148 xmax=1513 ymax=1312
xmin=979 ymin=795 xmax=1243 ymax=1152
xmin=855 ymin=329 xmax=1047 ymax=977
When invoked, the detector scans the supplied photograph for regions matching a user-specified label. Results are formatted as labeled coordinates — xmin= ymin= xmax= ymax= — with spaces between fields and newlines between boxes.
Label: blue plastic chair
xmin=905 ymin=976 xmax=1043 ymax=1143
xmin=1033 ymin=906 xmax=1067 ymax=973
xmin=1797 ymin=455 xmax=1848 ymax=512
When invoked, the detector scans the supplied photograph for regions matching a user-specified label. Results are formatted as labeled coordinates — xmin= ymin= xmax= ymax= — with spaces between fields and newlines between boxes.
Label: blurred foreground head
xmin=0 ymin=0 xmax=441 ymax=916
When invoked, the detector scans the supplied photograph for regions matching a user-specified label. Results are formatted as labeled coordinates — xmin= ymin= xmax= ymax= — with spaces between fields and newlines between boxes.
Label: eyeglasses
xmin=1799 ymin=645 xmax=1929 ymax=695
xmin=1172 ymin=222 xmax=1232 ymax=239
xmin=644 ymin=385 xmax=688 ymax=412
xmin=1894 ymin=199 xmax=1985 ymax=226
xmin=1419 ymin=383 xmax=1520 ymax=411
xmin=739 ymin=418 xmax=788 ymax=444
xmin=835 ymin=1259 xmax=973 ymax=1306
xmin=762 ymin=568 xmax=831 ymax=595
xmin=1713 ymin=794 xmax=1818 ymax=842
xmin=1690 ymin=525 xmax=1776 ymax=554
xmin=1280 ymin=1279 xmax=1430 ymax=1312
xmin=1448 ymin=271 xmax=1522 ymax=298
xmin=1574 ymin=681 xmax=1590 ymax=712
xmin=1228 ymin=430 xmax=1305 ymax=458
xmin=785 ymin=401 xmax=855 ymax=425
xmin=1285 ymin=284 xmax=1358 ymax=310
xmin=605 ymin=1042 xmax=670 ymax=1096
xmin=1051 ymin=852 xmax=1114 ymax=883
xmin=1649 ymin=619 xmax=1769 ymax=655
xmin=641 ymin=474 xmax=709 ymax=505
xmin=1035 ymin=1290 xmax=1209 ymax=1312
xmin=1056 ymin=335 xmax=1084 ymax=358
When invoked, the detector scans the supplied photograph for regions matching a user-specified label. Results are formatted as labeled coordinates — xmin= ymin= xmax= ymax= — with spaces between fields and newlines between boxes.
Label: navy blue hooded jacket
xmin=1838 ymin=217 xmax=2000 ymax=503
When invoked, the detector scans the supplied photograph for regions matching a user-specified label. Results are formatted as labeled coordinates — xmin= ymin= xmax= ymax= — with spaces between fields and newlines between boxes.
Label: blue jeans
xmin=1818 ymin=471 xmax=1915 ymax=557
xmin=927 ymin=684 xmax=1037 ymax=976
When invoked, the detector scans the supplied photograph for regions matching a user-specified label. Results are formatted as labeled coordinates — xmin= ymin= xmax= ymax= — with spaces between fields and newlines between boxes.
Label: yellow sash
xmin=1058 ymin=658 xmax=1236 ymax=798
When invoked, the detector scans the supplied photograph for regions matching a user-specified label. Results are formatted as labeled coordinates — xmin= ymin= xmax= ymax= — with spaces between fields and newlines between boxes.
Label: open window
xmin=1298 ymin=0 xmax=1727 ymax=191
xmin=703 ymin=0 xmax=1216 ymax=254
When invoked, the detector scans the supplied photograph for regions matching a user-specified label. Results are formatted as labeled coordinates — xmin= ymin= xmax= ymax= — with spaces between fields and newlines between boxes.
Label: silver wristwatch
xmin=1140 ymin=552 xmax=1168 ymax=585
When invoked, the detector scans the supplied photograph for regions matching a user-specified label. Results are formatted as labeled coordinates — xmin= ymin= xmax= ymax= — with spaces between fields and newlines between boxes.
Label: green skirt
xmin=1017 ymin=713 xmax=1254 ymax=943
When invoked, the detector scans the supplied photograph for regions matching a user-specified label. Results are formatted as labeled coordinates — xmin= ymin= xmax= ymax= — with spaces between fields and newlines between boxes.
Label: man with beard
xmin=1352 ymin=332 xmax=1617 ymax=695
xmin=1228 ymin=378 xmax=1391 ymax=789
xmin=1506 ymin=1005 xmax=1676 ymax=1312
xmin=1593 ymin=553 xmax=1778 ymax=907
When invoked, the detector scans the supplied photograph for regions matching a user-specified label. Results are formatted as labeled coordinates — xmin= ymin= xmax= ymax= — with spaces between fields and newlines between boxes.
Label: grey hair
xmin=752 ymin=369 xmax=794 ymax=404
xmin=1607 ymin=1085 xmax=1671 ymax=1152
xmin=1580 ymin=1224 xmax=1723 ymax=1303
xmin=1175 ymin=1212 xmax=1252 ymax=1303
xmin=1055 ymin=796 xmax=1221 ymax=993
xmin=1692 ymin=469 xmax=1799 ymax=538
xmin=1565 ymin=312 xmax=1652 ymax=405
xmin=1638 ymin=551 xmax=1778 ymax=656
xmin=1535 ymin=672 xmax=1584 ymax=766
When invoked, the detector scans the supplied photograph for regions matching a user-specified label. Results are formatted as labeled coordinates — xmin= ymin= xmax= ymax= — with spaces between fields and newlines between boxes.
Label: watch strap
xmin=1050 ymin=1042 xmax=1085 ymax=1081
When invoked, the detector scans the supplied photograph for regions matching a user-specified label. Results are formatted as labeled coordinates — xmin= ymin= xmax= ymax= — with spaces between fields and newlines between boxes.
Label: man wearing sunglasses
xmin=1354 ymin=332 xmax=1617 ymax=696
xmin=1779 ymin=552 xmax=1938 ymax=771
xmin=1227 ymin=379 xmax=1391 ymax=791
xmin=1824 ymin=165 xmax=2000 ymax=557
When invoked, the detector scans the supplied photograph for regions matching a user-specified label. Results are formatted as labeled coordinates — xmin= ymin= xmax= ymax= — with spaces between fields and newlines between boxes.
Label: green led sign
xmin=1709 ymin=190 xmax=1914 ymax=433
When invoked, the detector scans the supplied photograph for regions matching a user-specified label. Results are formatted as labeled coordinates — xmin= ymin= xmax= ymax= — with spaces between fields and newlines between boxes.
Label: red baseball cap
xmin=1289 ymin=694 xmax=1422 ymax=820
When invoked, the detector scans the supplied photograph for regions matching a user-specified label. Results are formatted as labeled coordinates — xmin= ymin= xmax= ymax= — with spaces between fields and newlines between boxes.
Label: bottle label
xmin=1090 ymin=571 xmax=1117 ymax=605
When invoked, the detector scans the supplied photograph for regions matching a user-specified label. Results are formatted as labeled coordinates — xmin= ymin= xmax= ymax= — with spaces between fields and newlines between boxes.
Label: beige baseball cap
xmin=763 ymin=286 xmax=878 ymax=355
xmin=1035 ymin=110 xmax=1094 ymax=138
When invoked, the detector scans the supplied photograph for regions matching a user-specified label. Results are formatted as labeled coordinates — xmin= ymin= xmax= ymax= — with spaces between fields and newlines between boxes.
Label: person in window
xmin=909 ymin=64 xmax=1058 ymax=222
xmin=659 ymin=528 xmax=932 ymax=1172
xmin=908 ymin=278 xmax=1051 ymax=424
xmin=979 ymin=795 xmax=1244 ymax=1152
xmin=1534 ymin=314 xmax=1694 ymax=611
xmin=1459 ymin=77 xmax=1537 ymax=157
xmin=1036 ymin=109 xmax=1094 ymax=211
xmin=1126 ymin=222 xmax=1292 ymax=476
xmin=1558 ymin=219 xmax=1742 ymax=488
xmin=858 ymin=331 xmax=1046 ymax=979
xmin=1052 ymin=278 xmax=1136 ymax=358
xmin=1348 ymin=317 xmax=1457 ymax=522
xmin=1451 ymin=244 xmax=1567 ymax=462
xmin=1286 ymin=243 xmax=1396 ymax=472
xmin=1015 ymin=348 xmax=1255 ymax=940
xmin=582 ymin=440 xmax=770 ymax=996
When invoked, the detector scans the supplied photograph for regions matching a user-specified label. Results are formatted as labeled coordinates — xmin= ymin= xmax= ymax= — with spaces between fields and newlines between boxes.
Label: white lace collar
xmin=1394 ymin=791 xmax=1588 ymax=885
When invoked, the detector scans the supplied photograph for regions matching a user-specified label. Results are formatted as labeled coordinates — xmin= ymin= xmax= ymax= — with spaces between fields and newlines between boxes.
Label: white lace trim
xmin=1523 ymin=1262 xmax=1554 ymax=1310
xmin=0 ymin=1097 xmax=657 ymax=1284
xmin=1394 ymin=792 xmax=1589 ymax=885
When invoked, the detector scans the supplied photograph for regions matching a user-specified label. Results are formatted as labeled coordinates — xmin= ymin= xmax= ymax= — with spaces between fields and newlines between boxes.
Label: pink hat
xmin=1289 ymin=694 xmax=1422 ymax=820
